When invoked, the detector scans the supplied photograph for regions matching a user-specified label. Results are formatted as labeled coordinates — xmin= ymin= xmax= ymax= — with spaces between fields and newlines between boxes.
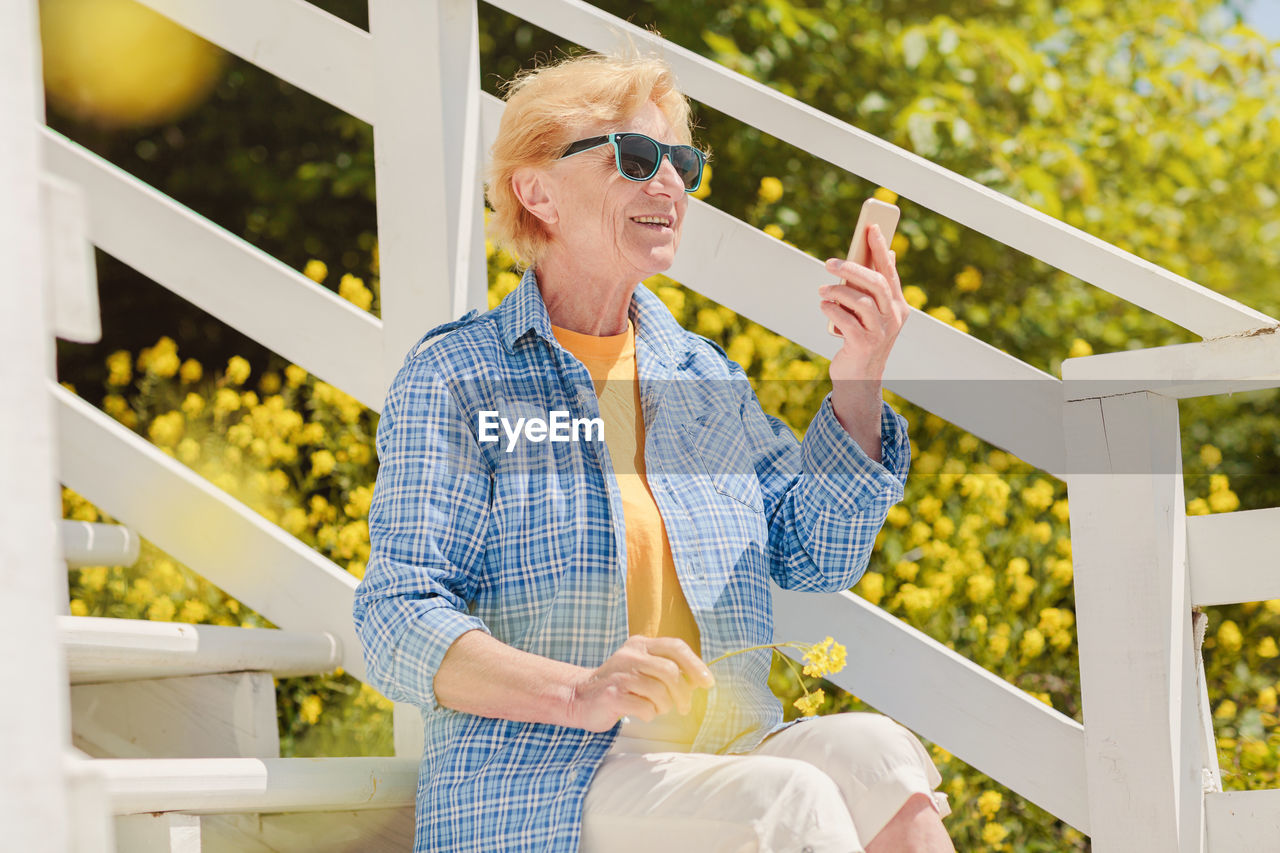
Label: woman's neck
xmin=534 ymin=252 xmax=636 ymax=336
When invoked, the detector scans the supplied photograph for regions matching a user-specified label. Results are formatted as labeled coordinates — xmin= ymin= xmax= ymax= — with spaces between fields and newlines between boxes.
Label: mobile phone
xmin=826 ymin=198 xmax=902 ymax=337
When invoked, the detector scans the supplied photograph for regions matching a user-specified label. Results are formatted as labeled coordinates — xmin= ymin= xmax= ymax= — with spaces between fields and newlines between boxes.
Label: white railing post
xmin=2 ymin=1 xmax=73 ymax=849
xmin=1065 ymin=392 xmax=1205 ymax=851
xmin=369 ymin=0 xmax=487 ymax=388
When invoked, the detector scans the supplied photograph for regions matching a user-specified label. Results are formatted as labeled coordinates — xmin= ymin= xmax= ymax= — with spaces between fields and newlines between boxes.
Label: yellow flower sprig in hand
xmin=706 ymin=636 xmax=848 ymax=716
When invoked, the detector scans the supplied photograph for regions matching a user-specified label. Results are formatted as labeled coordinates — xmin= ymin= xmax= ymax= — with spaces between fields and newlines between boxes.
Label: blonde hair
xmin=486 ymin=52 xmax=695 ymax=267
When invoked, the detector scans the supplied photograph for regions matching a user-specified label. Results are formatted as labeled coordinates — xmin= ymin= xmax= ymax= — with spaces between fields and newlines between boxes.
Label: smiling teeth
xmin=632 ymin=216 xmax=670 ymax=225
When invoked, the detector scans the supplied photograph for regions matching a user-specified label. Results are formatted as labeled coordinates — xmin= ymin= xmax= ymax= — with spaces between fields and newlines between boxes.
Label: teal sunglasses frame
xmin=559 ymin=132 xmax=707 ymax=193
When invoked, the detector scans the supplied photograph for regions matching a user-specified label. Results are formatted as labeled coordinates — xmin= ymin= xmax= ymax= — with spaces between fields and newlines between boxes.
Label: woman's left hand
xmin=818 ymin=223 xmax=910 ymax=459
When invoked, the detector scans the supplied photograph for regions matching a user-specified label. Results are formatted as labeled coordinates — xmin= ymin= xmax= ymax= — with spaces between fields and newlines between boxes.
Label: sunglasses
xmin=559 ymin=132 xmax=707 ymax=193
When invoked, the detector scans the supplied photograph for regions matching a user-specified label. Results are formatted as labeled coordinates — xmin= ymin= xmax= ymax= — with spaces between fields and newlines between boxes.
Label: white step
xmin=62 ymin=616 xmax=341 ymax=684
xmin=97 ymin=757 xmax=417 ymax=815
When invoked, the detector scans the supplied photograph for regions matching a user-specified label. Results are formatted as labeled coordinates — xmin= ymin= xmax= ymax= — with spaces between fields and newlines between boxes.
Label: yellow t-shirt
xmin=552 ymin=320 xmax=705 ymax=743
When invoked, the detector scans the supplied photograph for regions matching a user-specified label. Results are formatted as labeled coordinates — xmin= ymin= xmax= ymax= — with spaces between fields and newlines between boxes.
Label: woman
xmin=353 ymin=52 xmax=953 ymax=853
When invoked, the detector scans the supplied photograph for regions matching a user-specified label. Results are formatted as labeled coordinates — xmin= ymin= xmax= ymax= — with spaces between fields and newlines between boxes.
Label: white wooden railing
xmin=18 ymin=0 xmax=1280 ymax=849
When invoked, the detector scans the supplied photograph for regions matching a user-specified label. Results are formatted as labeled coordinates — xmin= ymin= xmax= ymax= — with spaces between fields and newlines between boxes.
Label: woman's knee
xmin=793 ymin=713 xmax=939 ymax=783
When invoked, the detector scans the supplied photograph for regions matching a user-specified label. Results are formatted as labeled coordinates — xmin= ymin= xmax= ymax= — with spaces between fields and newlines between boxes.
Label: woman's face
xmin=541 ymin=100 xmax=689 ymax=282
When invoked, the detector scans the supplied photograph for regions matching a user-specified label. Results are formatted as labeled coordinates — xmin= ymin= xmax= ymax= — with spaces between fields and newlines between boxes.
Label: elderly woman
xmin=353 ymin=53 xmax=953 ymax=853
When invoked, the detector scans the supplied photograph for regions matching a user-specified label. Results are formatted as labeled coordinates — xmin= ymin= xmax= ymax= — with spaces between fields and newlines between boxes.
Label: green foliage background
xmin=54 ymin=1 xmax=1280 ymax=850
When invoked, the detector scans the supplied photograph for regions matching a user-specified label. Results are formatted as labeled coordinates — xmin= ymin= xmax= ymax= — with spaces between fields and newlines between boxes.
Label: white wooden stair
xmin=59 ymin=616 xmax=415 ymax=851
xmin=62 ymin=616 xmax=341 ymax=684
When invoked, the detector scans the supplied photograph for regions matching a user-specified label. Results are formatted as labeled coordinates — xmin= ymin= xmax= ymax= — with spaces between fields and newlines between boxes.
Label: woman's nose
xmin=646 ymin=155 xmax=684 ymax=196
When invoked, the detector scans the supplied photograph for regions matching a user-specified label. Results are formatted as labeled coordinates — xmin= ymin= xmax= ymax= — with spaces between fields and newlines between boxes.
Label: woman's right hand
xmin=565 ymin=635 xmax=716 ymax=733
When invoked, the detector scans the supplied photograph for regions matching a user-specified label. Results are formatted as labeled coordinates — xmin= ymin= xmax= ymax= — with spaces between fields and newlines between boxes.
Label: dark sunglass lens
xmin=618 ymin=135 xmax=660 ymax=180
xmin=671 ymin=147 xmax=703 ymax=189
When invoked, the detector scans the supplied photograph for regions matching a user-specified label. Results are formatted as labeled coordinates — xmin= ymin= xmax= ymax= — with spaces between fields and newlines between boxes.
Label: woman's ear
xmin=511 ymin=167 xmax=558 ymax=226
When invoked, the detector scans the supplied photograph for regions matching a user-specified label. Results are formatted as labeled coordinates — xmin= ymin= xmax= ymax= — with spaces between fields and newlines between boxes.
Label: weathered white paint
xmin=62 ymin=616 xmax=340 ymax=684
xmin=136 ymin=0 xmax=376 ymax=123
xmin=370 ymin=0 xmax=486 ymax=387
xmin=1204 ymin=789 xmax=1280 ymax=850
xmin=101 ymin=756 xmax=417 ymax=814
xmin=72 ymin=672 xmax=280 ymax=759
xmin=1062 ymin=328 xmax=1280 ymax=401
xmin=119 ymin=808 xmax=416 ymax=853
xmin=773 ymin=587 xmax=1090 ymax=831
xmin=485 ymin=0 xmax=1272 ymax=340
xmin=43 ymin=173 xmax=100 ymax=343
xmin=1064 ymin=393 xmax=1204 ymax=852
xmin=2 ymin=1 xmax=76 ymax=847
xmin=202 ymin=809 xmax=415 ymax=853
xmin=1190 ymin=610 xmax=1221 ymax=795
xmin=66 ymin=751 xmax=117 ymax=853
xmin=113 ymin=812 xmax=202 ymax=853
xmin=55 ymin=386 xmax=367 ymax=683
xmin=60 ymin=521 xmax=141 ymax=569
xmin=1187 ymin=508 xmax=1280 ymax=606
xmin=42 ymin=130 xmax=388 ymax=410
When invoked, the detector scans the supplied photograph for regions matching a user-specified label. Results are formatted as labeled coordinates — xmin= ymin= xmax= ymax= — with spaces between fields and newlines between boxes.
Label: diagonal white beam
xmin=54 ymin=386 xmax=367 ymax=684
xmin=136 ymin=0 xmax=376 ymax=123
xmin=42 ymin=130 xmax=387 ymax=411
xmin=773 ymin=587 xmax=1090 ymax=832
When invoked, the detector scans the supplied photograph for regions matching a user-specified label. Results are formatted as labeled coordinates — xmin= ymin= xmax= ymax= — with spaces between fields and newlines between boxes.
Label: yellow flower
xmin=1068 ymin=338 xmax=1094 ymax=359
xmin=966 ymin=573 xmax=994 ymax=604
xmin=179 ymin=358 xmax=203 ymax=384
xmin=1214 ymin=699 xmax=1237 ymax=720
xmin=976 ymin=790 xmax=1003 ymax=820
xmin=177 ymin=438 xmax=200 ymax=464
xmin=1187 ymin=497 xmax=1210 ymax=516
xmin=954 ymin=265 xmax=982 ymax=293
xmin=225 ymin=356 xmax=251 ymax=387
xmin=1258 ymin=637 xmax=1279 ymax=659
xmin=178 ymin=599 xmax=210 ymax=623
xmin=214 ymin=387 xmax=241 ymax=416
xmin=895 ymin=561 xmax=920 ymax=582
xmin=1050 ymin=498 xmax=1070 ymax=523
xmin=69 ymin=599 xmax=89 ymax=617
xmin=890 ymin=232 xmax=909 ymax=256
xmin=793 ymin=688 xmax=825 ymax=716
xmin=259 ymin=371 xmax=282 ymax=394
xmin=299 ymin=694 xmax=323 ymax=725
xmin=285 ymin=364 xmax=308 ymax=388
xmin=106 ymin=350 xmax=132 ymax=386
xmin=927 ymin=305 xmax=956 ymax=325
xmin=801 ymin=637 xmax=847 ymax=679
xmin=873 ymin=187 xmax=898 ymax=204
xmin=281 ymin=506 xmax=308 ymax=536
xmin=988 ymin=632 xmax=1010 ymax=659
xmin=1019 ymin=628 xmax=1045 ymax=660
xmin=148 ymin=411 xmax=185 ymax=448
xmin=763 ymin=223 xmax=785 ymax=240
xmin=311 ymin=450 xmax=336 ymax=478
xmin=79 ymin=566 xmax=108 ymax=592
xmin=1217 ymin=621 xmax=1243 ymax=654
xmin=1199 ymin=444 xmax=1223 ymax=468
xmin=339 ymin=273 xmax=374 ymax=311
xmin=178 ymin=392 xmax=203 ymax=418
xmin=303 ymin=259 xmax=328 ymax=282
xmin=858 ymin=571 xmax=884 ymax=605
xmin=344 ymin=485 xmax=374 ymax=519
xmin=690 ymin=163 xmax=712 ymax=200
xmin=147 ymin=597 xmax=176 ymax=622
xmin=758 ymin=176 xmax=784 ymax=204
xmin=1208 ymin=489 xmax=1239 ymax=513
xmin=981 ymin=822 xmax=1009 ymax=845
xmin=886 ymin=505 xmax=909 ymax=528
xmin=1258 ymin=686 xmax=1277 ymax=712
xmin=902 ymin=284 xmax=927 ymax=310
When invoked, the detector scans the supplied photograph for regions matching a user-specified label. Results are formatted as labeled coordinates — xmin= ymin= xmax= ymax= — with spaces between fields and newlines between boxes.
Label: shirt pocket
xmin=679 ymin=409 xmax=765 ymax=513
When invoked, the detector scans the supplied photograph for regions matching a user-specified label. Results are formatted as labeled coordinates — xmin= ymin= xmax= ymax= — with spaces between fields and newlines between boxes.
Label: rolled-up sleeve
xmin=352 ymin=359 xmax=492 ymax=710
xmin=746 ymin=389 xmax=910 ymax=592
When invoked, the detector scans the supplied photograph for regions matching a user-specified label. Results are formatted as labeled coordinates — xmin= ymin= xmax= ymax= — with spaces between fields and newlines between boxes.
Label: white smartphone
xmin=826 ymin=198 xmax=902 ymax=337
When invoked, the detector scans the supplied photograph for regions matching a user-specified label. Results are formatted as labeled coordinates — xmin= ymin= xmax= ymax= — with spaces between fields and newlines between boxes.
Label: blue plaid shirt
xmin=353 ymin=269 xmax=909 ymax=852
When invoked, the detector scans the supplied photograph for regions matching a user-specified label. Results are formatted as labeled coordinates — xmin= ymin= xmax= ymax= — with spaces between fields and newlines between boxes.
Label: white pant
xmin=579 ymin=713 xmax=950 ymax=853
